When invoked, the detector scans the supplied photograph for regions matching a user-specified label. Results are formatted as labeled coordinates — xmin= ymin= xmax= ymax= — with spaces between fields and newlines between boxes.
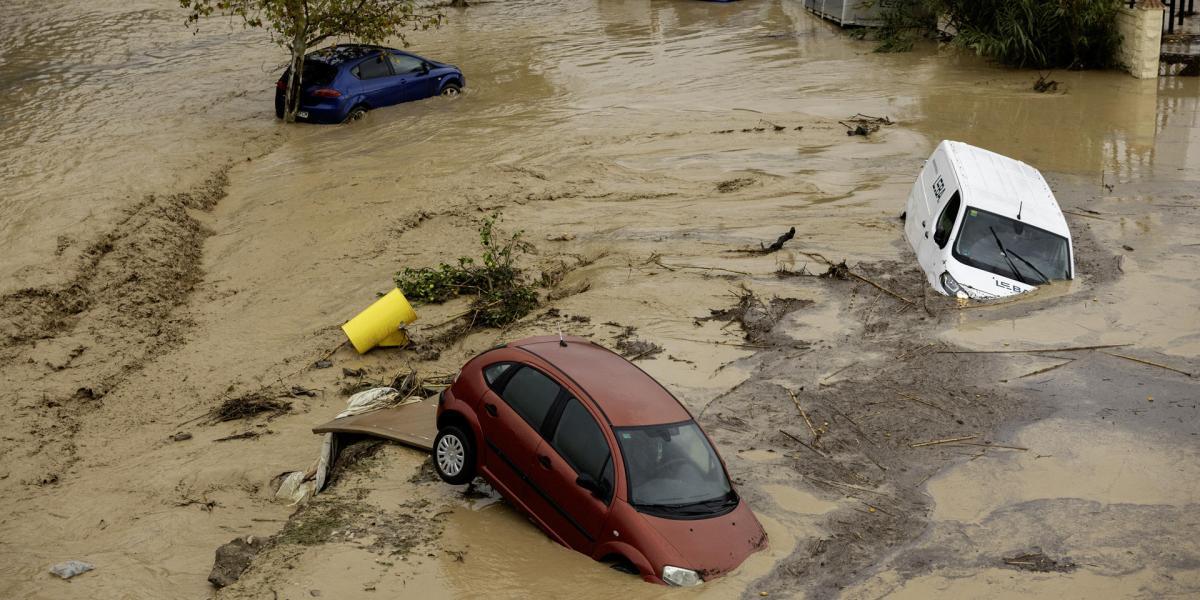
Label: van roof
xmin=940 ymin=141 xmax=1071 ymax=240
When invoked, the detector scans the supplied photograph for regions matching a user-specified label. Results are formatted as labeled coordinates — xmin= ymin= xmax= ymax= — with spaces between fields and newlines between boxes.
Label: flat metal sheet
xmin=312 ymin=399 xmax=437 ymax=452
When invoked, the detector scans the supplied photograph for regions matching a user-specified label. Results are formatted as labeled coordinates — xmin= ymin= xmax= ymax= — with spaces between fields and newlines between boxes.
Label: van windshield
xmin=952 ymin=207 xmax=1071 ymax=285
xmin=616 ymin=421 xmax=736 ymax=518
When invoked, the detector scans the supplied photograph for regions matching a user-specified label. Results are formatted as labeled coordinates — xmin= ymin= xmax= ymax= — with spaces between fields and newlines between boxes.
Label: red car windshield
xmin=616 ymin=421 xmax=735 ymax=517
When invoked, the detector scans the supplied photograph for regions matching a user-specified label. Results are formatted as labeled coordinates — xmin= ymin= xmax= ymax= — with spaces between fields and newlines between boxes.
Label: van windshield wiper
xmin=1006 ymin=247 xmax=1049 ymax=284
xmin=988 ymin=226 xmax=1034 ymax=285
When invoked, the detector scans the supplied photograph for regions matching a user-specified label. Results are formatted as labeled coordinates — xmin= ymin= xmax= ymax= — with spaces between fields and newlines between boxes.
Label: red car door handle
xmin=484 ymin=403 xmax=498 ymax=417
xmin=537 ymin=455 xmax=552 ymax=469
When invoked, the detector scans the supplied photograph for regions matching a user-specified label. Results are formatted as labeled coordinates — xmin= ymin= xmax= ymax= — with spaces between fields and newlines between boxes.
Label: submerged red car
xmin=434 ymin=335 xmax=766 ymax=585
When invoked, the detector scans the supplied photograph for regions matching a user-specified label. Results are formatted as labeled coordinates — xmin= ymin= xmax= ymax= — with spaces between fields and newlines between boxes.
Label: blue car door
xmin=351 ymin=54 xmax=394 ymax=107
xmin=387 ymin=53 xmax=437 ymax=101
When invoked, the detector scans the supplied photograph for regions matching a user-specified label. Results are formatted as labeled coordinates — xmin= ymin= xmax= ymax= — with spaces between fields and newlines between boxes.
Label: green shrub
xmin=395 ymin=215 xmax=538 ymax=328
xmin=877 ymin=0 xmax=1123 ymax=69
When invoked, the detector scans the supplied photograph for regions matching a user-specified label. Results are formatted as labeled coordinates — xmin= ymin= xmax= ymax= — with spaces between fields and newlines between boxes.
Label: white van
xmin=904 ymin=141 xmax=1075 ymax=299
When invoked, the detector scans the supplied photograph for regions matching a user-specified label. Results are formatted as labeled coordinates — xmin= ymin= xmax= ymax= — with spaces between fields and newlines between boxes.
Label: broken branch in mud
xmin=1062 ymin=209 xmax=1107 ymax=221
xmin=863 ymin=502 xmax=894 ymax=517
xmin=957 ymin=442 xmax=1029 ymax=451
xmin=779 ymin=429 xmax=828 ymax=458
xmin=213 ymin=431 xmax=265 ymax=442
xmin=646 ymin=254 xmax=752 ymax=276
xmin=1033 ymin=73 xmax=1060 ymax=93
xmin=1103 ymin=352 xmax=1194 ymax=377
xmin=806 ymin=476 xmax=889 ymax=497
xmin=762 ymin=227 xmax=796 ymax=253
xmin=800 ymin=251 xmax=916 ymax=307
xmin=1014 ymin=358 xmax=1076 ymax=379
xmin=788 ymin=389 xmax=824 ymax=446
xmin=839 ymin=113 xmax=893 ymax=137
xmin=658 ymin=334 xmax=768 ymax=349
xmin=820 ymin=362 xmax=858 ymax=384
xmin=730 ymin=227 xmax=797 ymax=254
xmin=897 ymin=392 xmax=951 ymax=415
xmin=936 ymin=344 xmax=1130 ymax=354
xmin=1003 ymin=551 xmax=1077 ymax=573
xmin=909 ymin=435 xmax=977 ymax=448
xmin=208 ymin=392 xmax=291 ymax=423
xmin=845 ymin=271 xmax=915 ymax=306
xmin=824 ymin=399 xmax=870 ymax=442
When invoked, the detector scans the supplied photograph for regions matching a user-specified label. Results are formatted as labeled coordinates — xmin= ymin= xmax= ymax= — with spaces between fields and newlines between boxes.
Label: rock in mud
xmin=208 ymin=536 xmax=265 ymax=588
xmin=49 ymin=560 xmax=93 ymax=579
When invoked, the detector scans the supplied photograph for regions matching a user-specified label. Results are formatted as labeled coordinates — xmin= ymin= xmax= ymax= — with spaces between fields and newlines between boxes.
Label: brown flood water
xmin=1 ymin=0 xmax=1198 ymax=599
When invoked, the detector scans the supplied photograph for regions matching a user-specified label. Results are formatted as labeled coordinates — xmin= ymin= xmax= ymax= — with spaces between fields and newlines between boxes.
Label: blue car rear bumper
xmin=274 ymin=94 xmax=349 ymax=123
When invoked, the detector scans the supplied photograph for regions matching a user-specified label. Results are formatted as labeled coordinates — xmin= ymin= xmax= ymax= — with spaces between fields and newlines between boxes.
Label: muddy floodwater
xmin=1 ymin=0 xmax=1198 ymax=599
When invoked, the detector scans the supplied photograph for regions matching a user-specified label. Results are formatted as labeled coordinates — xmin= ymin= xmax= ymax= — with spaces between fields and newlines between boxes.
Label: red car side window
xmin=483 ymin=362 xmax=515 ymax=388
xmin=499 ymin=366 xmax=560 ymax=431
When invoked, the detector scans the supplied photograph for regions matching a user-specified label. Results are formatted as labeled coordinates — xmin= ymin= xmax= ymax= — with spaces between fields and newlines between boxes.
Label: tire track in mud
xmin=0 ymin=170 xmax=230 ymax=488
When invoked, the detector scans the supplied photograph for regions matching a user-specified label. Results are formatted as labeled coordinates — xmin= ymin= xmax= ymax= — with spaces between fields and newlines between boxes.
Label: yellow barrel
xmin=341 ymin=288 xmax=418 ymax=354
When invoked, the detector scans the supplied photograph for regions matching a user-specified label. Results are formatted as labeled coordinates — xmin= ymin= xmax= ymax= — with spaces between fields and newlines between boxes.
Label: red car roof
xmin=510 ymin=335 xmax=692 ymax=428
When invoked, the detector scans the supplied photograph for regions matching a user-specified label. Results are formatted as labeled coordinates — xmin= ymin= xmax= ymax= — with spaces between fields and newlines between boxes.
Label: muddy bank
xmin=0 ymin=171 xmax=231 ymax=488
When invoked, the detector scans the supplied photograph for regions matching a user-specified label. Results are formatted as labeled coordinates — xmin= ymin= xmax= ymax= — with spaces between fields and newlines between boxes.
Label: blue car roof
xmin=306 ymin=44 xmax=402 ymax=66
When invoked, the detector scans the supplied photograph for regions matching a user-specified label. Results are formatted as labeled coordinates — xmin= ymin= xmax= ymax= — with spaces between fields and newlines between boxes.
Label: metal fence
xmin=1154 ymin=0 xmax=1196 ymax=34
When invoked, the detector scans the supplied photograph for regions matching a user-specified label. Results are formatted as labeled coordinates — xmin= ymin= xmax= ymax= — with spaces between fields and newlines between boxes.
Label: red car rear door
xmin=478 ymin=365 xmax=567 ymax=537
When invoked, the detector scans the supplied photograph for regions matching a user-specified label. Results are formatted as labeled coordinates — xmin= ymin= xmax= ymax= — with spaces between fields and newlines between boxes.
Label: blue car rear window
xmin=283 ymin=61 xmax=336 ymax=86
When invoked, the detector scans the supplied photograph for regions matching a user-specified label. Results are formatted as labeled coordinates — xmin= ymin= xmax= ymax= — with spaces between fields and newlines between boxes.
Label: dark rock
xmin=208 ymin=536 xmax=265 ymax=588
xmin=171 ymin=432 xmax=192 ymax=442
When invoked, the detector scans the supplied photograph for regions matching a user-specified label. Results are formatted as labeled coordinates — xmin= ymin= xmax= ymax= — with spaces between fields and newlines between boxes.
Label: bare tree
xmin=181 ymin=1 xmax=444 ymax=122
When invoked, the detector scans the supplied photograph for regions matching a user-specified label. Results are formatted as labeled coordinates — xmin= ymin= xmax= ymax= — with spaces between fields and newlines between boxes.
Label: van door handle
xmin=537 ymin=455 xmax=552 ymax=469
xmin=921 ymin=221 xmax=927 ymax=228
xmin=925 ymin=231 xmax=929 ymax=239
xmin=484 ymin=403 xmax=498 ymax=417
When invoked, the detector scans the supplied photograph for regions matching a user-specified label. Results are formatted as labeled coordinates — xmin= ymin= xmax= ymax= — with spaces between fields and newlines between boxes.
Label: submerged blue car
xmin=274 ymin=44 xmax=464 ymax=124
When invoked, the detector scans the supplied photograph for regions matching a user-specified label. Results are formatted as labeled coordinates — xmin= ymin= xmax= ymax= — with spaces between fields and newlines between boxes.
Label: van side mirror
xmin=576 ymin=473 xmax=610 ymax=499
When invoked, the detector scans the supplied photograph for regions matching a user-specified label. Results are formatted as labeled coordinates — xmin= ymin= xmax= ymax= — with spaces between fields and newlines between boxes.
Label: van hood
xmin=637 ymin=500 xmax=767 ymax=580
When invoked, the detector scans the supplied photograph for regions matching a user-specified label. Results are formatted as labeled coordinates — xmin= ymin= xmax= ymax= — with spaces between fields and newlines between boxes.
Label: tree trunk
xmin=284 ymin=30 xmax=307 ymax=124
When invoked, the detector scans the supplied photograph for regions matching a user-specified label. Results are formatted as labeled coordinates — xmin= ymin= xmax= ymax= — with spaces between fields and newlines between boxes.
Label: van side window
xmin=934 ymin=191 xmax=961 ymax=249
xmin=500 ymin=367 xmax=560 ymax=430
xmin=551 ymin=398 xmax=613 ymax=501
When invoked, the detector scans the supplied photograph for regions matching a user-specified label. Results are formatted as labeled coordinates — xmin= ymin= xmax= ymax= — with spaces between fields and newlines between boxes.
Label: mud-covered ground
xmin=2 ymin=1 xmax=1199 ymax=599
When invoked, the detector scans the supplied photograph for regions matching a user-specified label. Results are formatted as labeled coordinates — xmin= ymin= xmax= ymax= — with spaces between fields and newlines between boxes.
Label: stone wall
xmin=1116 ymin=2 xmax=1165 ymax=79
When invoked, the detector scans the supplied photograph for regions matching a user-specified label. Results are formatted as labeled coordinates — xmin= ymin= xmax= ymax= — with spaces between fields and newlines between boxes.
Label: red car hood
xmin=639 ymin=500 xmax=767 ymax=580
